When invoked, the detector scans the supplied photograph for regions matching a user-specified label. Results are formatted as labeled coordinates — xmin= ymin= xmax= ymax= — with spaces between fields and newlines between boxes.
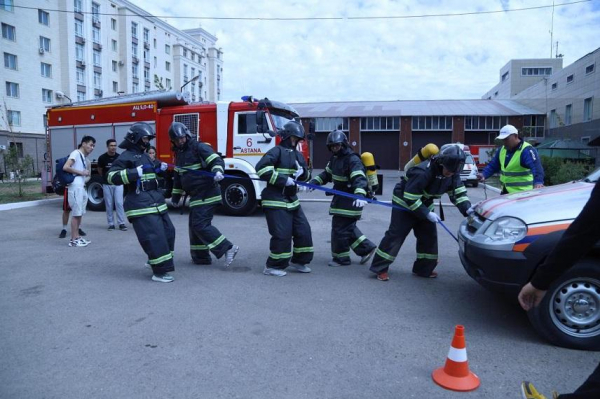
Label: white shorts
xmin=67 ymin=186 xmax=88 ymax=217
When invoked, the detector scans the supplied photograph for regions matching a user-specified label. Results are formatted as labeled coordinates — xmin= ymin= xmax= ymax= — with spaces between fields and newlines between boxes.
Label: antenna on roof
xmin=549 ymin=0 xmax=555 ymax=58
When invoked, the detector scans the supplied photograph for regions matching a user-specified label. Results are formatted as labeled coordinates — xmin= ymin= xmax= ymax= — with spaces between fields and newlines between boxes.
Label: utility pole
xmin=550 ymin=0 xmax=555 ymax=58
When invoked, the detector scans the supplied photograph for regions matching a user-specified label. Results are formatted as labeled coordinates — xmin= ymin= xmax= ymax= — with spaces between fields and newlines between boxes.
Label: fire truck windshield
xmin=269 ymin=112 xmax=296 ymax=131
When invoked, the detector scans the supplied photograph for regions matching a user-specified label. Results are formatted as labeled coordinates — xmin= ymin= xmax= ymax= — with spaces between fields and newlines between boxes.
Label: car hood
xmin=477 ymin=181 xmax=594 ymax=224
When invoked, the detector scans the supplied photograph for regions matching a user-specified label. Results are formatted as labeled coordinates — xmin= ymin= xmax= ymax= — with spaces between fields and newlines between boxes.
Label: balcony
xmin=132 ymin=56 xmax=139 ymax=64
xmin=75 ymin=36 xmax=85 ymax=45
xmin=76 ymin=60 xmax=86 ymax=68
xmin=144 ymin=42 xmax=150 ymax=50
xmin=74 ymin=11 xmax=84 ymax=21
xmin=93 ymin=42 xmax=102 ymax=51
xmin=92 ymin=19 xmax=101 ymax=28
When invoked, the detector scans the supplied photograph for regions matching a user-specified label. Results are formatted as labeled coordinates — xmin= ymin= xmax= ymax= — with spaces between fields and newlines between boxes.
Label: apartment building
xmin=0 ymin=0 xmax=223 ymax=175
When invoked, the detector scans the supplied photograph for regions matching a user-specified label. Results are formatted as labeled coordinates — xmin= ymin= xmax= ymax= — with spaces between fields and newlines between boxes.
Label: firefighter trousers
xmin=132 ymin=212 xmax=176 ymax=275
xmin=369 ymin=208 xmax=438 ymax=276
xmin=331 ymin=215 xmax=376 ymax=265
xmin=264 ymin=207 xmax=313 ymax=269
xmin=189 ymin=203 xmax=232 ymax=264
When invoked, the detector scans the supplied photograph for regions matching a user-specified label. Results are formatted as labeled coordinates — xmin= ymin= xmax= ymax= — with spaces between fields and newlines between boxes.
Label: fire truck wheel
xmin=86 ymin=175 xmax=105 ymax=211
xmin=220 ymin=177 xmax=256 ymax=216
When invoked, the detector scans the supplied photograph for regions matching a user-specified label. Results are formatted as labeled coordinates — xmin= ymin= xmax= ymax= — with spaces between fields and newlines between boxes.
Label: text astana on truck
xmin=404 ymin=143 xmax=440 ymax=171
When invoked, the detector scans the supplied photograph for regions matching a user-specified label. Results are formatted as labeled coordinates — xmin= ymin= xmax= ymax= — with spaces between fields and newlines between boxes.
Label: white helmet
xmin=497 ymin=124 xmax=518 ymax=140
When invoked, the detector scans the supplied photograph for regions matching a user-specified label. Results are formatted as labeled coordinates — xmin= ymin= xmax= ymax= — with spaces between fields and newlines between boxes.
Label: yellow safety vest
xmin=499 ymin=141 xmax=534 ymax=193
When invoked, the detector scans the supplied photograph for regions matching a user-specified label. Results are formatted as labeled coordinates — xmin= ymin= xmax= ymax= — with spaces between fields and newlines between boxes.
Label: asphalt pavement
xmin=0 ymin=171 xmax=596 ymax=398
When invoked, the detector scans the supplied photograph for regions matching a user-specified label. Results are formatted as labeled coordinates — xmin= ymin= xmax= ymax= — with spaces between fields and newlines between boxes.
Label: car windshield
xmin=465 ymin=154 xmax=475 ymax=164
xmin=583 ymin=167 xmax=600 ymax=183
xmin=269 ymin=111 xmax=295 ymax=131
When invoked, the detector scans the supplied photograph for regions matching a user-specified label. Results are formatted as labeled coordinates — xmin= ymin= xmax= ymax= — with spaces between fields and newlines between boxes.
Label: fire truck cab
xmin=44 ymin=91 xmax=304 ymax=216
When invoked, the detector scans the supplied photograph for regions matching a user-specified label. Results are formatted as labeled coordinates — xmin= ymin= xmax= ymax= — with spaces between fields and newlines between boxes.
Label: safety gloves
xmin=353 ymin=199 xmax=368 ymax=208
xmin=293 ymin=161 xmax=304 ymax=180
xmin=285 ymin=177 xmax=296 ymax=186
xmin=214 ymin=171 xmax=224 ymax=182
xmin=160 ymin=162 xmax=168 ymax=171
xmin=136 ymin=165 xmax=144 ymax=177
xmin=426 ymin=212 xmax=441 ymax=223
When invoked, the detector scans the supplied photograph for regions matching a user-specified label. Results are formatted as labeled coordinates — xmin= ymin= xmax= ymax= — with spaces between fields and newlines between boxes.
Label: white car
xmin=460 ymin=153 xmax=479 ymax=187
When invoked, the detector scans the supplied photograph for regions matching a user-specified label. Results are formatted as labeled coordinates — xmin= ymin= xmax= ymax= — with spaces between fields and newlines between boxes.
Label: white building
xmin=0 ymin=0 xmax=223 ymax=175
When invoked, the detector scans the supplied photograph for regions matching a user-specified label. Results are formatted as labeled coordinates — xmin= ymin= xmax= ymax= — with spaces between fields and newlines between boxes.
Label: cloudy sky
xmin=136 ymin=0 xmax=600 ymax=103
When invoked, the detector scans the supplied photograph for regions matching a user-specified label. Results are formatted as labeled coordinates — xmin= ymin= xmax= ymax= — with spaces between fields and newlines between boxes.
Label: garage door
xmin=360 ymin=131 xmax=400 ymax=170
xmin=311 ymin=132 xmax=331 ymax=169
xmin=411 ymin=131 xmax=453 ymax=157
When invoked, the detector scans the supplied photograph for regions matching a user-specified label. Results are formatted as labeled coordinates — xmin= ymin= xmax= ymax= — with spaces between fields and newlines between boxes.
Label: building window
xmin=551 ymin=82 xmax=557 ymax=90
xmin=501 ymin=71 xmax=509 ymax=82
xmin=153 ymin=56 xmax=157 ymax=67
xmin=39 ymin=36 xmax=51 ymax=52
xmin=581 ymin=136 xmax=591 ymax=145
xmin=132 ymin=82 xmax=138 ymax=93
xmin=5 ymin=81 xmax=18 ymax=98
xmin=165 ymin=44 xmax=170 ymax=54
xmin=565 ymin=104 xmax=572 ymax=126
xmin=586 ymin=63 xmax=595 ymax=75
xmin=93 ymin=50 xmax=101 ymax=66
xmin=521 ymin=67 xmax=552 ymax=76
xmin=412 ymin=116 xmax=453 ymax=130
xmin=93 ymin=27 xmax=100 ymax=44
xmin=38 ymin=9 xmax=49 ymax=26
xmin=549 ymin=109 xmax=558 ymax=128
xmin=77 ymin=91 xmax=85 ymax=101
xmin=4 ymin=52 xmax=17 ymax=69
xmin=74 ymin=0 xmax=82 ymax=13
xmin=315 ymin=117 xmax=349 ymax=132
xmin=94 ymin=72 xmax=101 ymax=89
xmin=143 ymin=49 xmax=149 ymax=62
xmin=566 ymin=74 xmax=574 ymax=84
xmin=132 ymin=63 xmax=138 ymax=79
xmin=112 ymin=60 xmax=117 ymax=71
xmin=584 ymin=97 xmax=593 ymax=122
xmin=165 ymin=61 xmax=170 ymax=71
xmin=111 ymin=39 xmax=117 ymax=51
xmin=183 ymin=48 xmax=188 ymax=58
xmin=41 ymin=62 xmax=51 ymax=77
xmin=523 ymin=115 xmax=546 ymax=139
xmin=112 ymin=81 xmax=118 ymax=92
xmin=153 ymin=38 xmax=156 ymax=49
xmin=7 ymin=110 xmax=21 ymax=126
xmin=144 ymin=66 xmax=150 ymax=82
xmin=360 ymin=117 xmax=400 ymax=131
xmin=111 ymin=18 xmax=116 ymax=30
xmin=42 ymin=88 xmax=52 ymax=103
xmin=464 ymin=116 xmax=508 ymax=130
xmin=75 ymin=20 xmax=83 ymax=37
xmin=143 ymin=28 xmax=149 ymax=43
xmin=91 ymin=2 xmax=100 ymax=23
xmin=131 ymin=22 xmax=137 ymax=39
xmin=2 ymin=23 xmax=16 ymax=41
xmin=76 ymin=43 xmax=84 ymax=61
xmin=9 ymin=141 xmax=23 ymax=157
xmin=183 ymin=64 xmax=188 ymax=81
xmin=132 ymin=42 xmax=138 ymax=57
xmin=1 ymin=0 xmax=14 ymax=11
xmin=165 ymin=78 xmax=171 ymax=90
xmin=76 ymin=67 xmax=85 ymax=84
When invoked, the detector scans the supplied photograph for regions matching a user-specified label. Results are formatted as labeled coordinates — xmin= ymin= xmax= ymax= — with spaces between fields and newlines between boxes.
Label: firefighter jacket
xmin=171 ymin=139 xmax=225 ymax=207
xmin=311 ymin=147 xmax=369 ymax=219
xmin=107 ymin=146 xmax=168 ymax=219
xmin=256 ymin=140 xmax=311 ymax=211
xmin=393 ymin=160 xmax=471 ymax=220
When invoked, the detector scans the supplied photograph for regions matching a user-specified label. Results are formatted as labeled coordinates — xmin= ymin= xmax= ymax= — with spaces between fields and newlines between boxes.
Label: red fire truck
xmin=44 ymin=91 xmax=307 ymax=216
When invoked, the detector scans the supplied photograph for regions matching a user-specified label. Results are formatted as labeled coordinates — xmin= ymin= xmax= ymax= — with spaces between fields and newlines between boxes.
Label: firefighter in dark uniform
xmin=107 ymin=122 xmax=176 ymax=283
xmin=369 ymin=145 xmax=472 ymax=281
xmin=255 ymin=120 xmax=313 ymax=277
xmin=168 ymin=122 xmax=239 ymax=268
xmin=309 ymin=130 xmax=377 ymax=267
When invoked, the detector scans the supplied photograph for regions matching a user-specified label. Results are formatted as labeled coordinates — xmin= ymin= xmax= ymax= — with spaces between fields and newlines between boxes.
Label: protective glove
xmin=466 ymin=203 xmax=477 ymax=216
xmin=160 ymin=162 xmax=168 ymax=172
xmin=353 ymin=199 xmax=368 ymax=208
xmin=426 ymin=212 xmax=441 ymax=223
xmin=293 ymin=161 xmax=304 ymax=180
xmin=171 ymin=195 xmax=181 ymax=208
xmin=285 ymin=177 xmax=296 ymax=187
xmin=477 ymin=172 xmax=485 ymax=182
xmin=136 ymin=165 xmax=144 ymax=177
xmin=214 ymin=171 xmax=224 ymax=182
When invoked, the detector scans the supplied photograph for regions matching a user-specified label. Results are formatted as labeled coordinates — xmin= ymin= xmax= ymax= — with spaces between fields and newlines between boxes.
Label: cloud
xmin=135 ymin=0 xmax=600 ymax=103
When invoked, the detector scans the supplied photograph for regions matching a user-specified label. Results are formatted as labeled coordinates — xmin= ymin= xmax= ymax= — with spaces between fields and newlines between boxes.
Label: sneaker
xmin=119 ymin=224 xmax=128 ymax=231
xmin=152 ymin=273 xmax=174 ymax=283
xmin=328 ymin=260 xmax=350 ymax=267
xmin=224 ymin=245 xmax=239 ymax=268
xmin=144 ymin=262 xmax=151 ymax=270
xmin=59 ymin=229 xmax=67 ymax=238
xmin=78 ymin=228 xmax=86 ymax=237
xmin=68 ymin=238 xmax=89 ymax=247
xmin=290 ymin=263 xmax=311 ymax=273
xmin=377 ymin=272 xmax=389 ymax=281
xmin=412 ymin=271 xmax=438 ymax=278
xmin=360 ymin=248 xmax=377 ymax=265
xmin=78 ymin=237 xmax=91 ymax=244
xmin=521 ymin=381 xmax=557 ymax=399
xmin=108 ymin=225 xmax=116 ymax=231
xmin=263 ymin=267 xmax=287 ymax=277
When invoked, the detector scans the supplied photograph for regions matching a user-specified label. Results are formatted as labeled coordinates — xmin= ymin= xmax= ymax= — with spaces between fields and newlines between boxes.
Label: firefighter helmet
xmin=279 ymin=121 xmax=305 ymax=141
xmin=168 ymin=122 xmax=192 ymax=142
xmin=326 ymin=130 xmax=348 ymax=149
xmin=119 ymin=122 xmax=155 ymax=149
xmin=435 ymin=144 xmax=466 ymax=174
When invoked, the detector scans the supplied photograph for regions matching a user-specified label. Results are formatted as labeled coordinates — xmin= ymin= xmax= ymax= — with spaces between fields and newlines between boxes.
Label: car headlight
xmin=483 ymin=216 xmax=527 ymax=243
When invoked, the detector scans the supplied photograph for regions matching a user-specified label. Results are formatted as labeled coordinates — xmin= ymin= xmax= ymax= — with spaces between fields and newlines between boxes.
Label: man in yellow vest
xmin=478 ymin=125 xmax=544 ymax=194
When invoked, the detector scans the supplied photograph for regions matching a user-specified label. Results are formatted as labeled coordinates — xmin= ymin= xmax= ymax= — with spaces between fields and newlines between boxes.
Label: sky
xmin=135 ymin=0 xmax=600 ymax=104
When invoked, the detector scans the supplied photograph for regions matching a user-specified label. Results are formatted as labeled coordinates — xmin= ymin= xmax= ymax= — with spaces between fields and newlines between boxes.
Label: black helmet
xmin=279 ymin=121 xmax=305 ymax=141
xmin=119 ymin=122 xmax=155 ymax=149
xmin=326 ymin=130 xmax=348 ymax=148
xmin=168 ymin=122 xmax=192 ymax=142
xmin=435 ymin=144 xmax=466 ymax=174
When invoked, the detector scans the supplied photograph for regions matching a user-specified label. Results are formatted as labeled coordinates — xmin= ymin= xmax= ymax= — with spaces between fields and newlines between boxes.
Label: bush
xmin=541 ymin=156 xmax=593 ymax=186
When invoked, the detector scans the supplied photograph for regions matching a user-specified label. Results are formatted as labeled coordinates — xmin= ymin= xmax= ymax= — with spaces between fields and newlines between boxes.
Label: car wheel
xmin=528 ymin=259 xmax=600 ymax=350
xmin=86 ymin=175 xmax=105 ymax=211
xmin=220 ymin=176 xmax=257 ymax=216
xmin=471 ymin=181 xmax=478 ymax=188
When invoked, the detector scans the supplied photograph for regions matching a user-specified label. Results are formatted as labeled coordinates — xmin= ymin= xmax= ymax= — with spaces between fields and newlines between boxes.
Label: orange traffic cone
xmin=432 ymin=325 xmax=480 ymax=392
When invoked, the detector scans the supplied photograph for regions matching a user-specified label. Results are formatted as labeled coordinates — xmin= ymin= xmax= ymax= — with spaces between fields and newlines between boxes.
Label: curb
xmin=0 ymin=197 xmax=62 ymax=212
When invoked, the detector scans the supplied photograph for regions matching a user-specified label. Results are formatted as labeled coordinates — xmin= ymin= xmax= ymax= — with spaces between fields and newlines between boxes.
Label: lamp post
xmin=55 ymin=91 xmax=72 ymax=104
xmin=180 ymin=74 xmax=200 ymax=92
